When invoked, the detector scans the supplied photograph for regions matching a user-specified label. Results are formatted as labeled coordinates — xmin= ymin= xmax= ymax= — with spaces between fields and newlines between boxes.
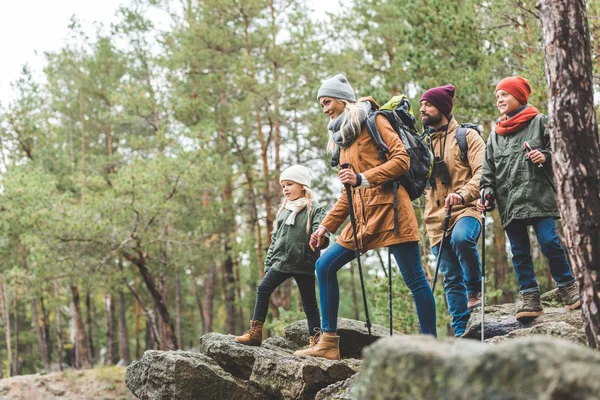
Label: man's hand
xmin=310 ymin=226 xmax=327 ymax=251
xmin=444 ymin=193 xmax=463 ymax=210
xmin=526 ymin=149 xmax=546 ymax=165
xmin=338 ymin=169 xmax=358 ymax=186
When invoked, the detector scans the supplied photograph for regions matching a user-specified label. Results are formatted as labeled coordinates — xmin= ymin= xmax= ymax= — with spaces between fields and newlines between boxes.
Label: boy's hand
xmin=526 ymin=149 xmax=546 ymax=165
xmin=310 ymin=226 xmax=327 ymax=251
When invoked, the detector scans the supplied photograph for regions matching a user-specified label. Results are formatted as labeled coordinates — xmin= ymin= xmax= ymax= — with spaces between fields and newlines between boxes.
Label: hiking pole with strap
xmin=432 ymin=206 xmax=452 ymax=293
xmin=480 ymin=189 xmax=486 ymax=342
xmin=388 ymin=248 xmax=393 ymax=336
xmin=523 ymin=141 xmax=557 ymax=194
xmin=341 ymin=164 xmax=372 ymax=336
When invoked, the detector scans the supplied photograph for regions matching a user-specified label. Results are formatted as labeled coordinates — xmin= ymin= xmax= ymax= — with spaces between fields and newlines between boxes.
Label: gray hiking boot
xmin=558 ymin=282 xmax=581 ymax=310
xmin=516 ymin=291 xmax=543 ymax=321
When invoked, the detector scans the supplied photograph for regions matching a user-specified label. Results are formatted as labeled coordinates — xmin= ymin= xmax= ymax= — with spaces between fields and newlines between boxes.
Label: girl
xmin=294 ymin=74 xmax=437 ymax=361
xmin=236 ymin=165 xmax=328 ymax=346
xmin=478 ymin=76 xmax=580 ymax=321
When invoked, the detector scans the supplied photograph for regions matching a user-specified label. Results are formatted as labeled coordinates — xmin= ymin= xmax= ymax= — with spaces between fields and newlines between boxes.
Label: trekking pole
xmin=432 ymin=206 xmax=452 ymax=293
xmin=388 ymin=248 xmax=393 ymax=336
xmin=480 ymin=190 xmax=486 ymax=343
xmin=523 ymin=141 xmax=557 ymax=194
xmin=340 ymin=164 xmax=372 ymax=336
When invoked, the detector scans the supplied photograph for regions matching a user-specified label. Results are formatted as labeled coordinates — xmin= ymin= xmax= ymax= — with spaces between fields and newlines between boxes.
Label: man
xmin=420 ymin=84 xmax=485 ymax=337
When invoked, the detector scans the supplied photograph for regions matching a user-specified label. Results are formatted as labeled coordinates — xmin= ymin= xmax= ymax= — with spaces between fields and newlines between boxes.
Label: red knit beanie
xmin=495 ymin=76 xmax=531 ymax=104
xmin=420 ymin=84 xmax=455 ymax=118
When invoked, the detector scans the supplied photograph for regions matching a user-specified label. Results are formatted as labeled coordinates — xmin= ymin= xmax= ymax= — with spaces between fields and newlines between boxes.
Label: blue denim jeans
xmin=252 ymin=269 xmax=320 ymax=337
xmin=432 ymin=216 xmax=482 ymax=337
xmin=316 ymin=241 xmax=436 ymax=336
xmin=505 ymin=217 xmax=575 ymax=294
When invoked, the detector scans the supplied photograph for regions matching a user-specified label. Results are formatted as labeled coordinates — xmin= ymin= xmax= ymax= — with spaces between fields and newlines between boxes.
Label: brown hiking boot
xmin=294 ymin=333 xmax=340 ymax=360
xmin=467 ymin=292 xmax=482 ymax=312
xmin=558 ymin=282 xmax=581 ymax=310
xmin=235 ymin=320 xmax=264 ymax=346
xmin=293 ymin=328 xmax=322 ymax=356
xmin=516 ymin=291 xmax=543 ymax=321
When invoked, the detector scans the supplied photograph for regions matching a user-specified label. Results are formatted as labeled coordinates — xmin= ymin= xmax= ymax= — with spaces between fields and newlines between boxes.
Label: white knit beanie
xmin=317 ymin=74 xmax=357 ymax=103
xmin=280 ymin=165 xmax=312 ymax=188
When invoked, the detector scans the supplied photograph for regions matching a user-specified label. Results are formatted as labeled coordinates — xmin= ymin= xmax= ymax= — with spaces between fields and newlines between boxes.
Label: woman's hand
xmin=444 ymin=193 xmax=463 ymax=210
xmin=526 ymin=149 xmax=546 ymax=165
xmin=310 ymin=226 xmax=328 ymax=251
xmin=338 ymin=169 xmax=358 ymax=186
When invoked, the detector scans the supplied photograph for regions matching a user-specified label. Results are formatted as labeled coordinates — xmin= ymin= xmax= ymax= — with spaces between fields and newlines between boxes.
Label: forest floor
xmin=0 ymin=366 xmax=133 ymax=400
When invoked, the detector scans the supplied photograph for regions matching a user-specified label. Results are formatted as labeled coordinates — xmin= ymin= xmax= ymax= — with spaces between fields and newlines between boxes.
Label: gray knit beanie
xmin=317 ymin=74 xmax=357 ymax=103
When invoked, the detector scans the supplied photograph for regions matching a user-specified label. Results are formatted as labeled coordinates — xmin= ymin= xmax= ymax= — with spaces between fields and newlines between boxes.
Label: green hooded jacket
xmin=480 ymin=113 xmax=559 ymax=228
xmin=264 ymin=200 xmax=328 ymax=275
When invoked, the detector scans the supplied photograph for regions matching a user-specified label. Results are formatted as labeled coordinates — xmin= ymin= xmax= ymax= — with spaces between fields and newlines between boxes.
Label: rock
xmin=462 ymin=303 xmax=584 ymax=342
xmin=486 ymin=321 xmax=587 ymax=345
xmin=540 ymin=288 xmax=561 ymax=306
xmin=199 ymin=332 xmax=289 ymax=380
xmin=124 ymin=350 xmax=264 ymax=400
xmin=284 ymin=318 xmax=395 ymax=359
xmin=250 ymin=352 xmax=360 ymax=399
xmin=262 ymin=336 xmax=300 ymax=352
xmin=353 ymin=335 xmax=600 ymax=399
xmin=315 ymin=375 xmax=356 ymax=400
xmin=47 ymin=383 xmax=67 ymax=396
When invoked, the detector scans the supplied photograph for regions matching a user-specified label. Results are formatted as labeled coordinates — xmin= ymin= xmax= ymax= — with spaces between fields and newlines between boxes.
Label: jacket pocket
xmin=288 ymin=242 xmax=306 ymax=267
xmin=364 ymin=194 xmax=395 ymax=235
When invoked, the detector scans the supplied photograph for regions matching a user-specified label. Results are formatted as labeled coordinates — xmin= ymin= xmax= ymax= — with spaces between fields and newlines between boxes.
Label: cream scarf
xmin=284 ymin=197 xmax=308 ymax=227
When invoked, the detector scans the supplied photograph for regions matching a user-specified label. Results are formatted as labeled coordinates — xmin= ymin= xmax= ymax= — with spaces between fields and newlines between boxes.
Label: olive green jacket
xmin=480 ymin=113 xmax=559 ymax=228
xmin=264 ymin=200 xmax=328 ymax=275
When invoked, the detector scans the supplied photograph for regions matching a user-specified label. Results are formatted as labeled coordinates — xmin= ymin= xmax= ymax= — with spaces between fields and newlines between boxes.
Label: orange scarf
xmin=495 ymin=105 xmax=541 ymax=136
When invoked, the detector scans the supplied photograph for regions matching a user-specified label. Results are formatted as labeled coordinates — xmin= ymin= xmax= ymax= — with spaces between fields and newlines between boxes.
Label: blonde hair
xmin=273 ymin=186 xmax=313 ymax=234
xmin=327 ymin=100 xmax=363 ymax=154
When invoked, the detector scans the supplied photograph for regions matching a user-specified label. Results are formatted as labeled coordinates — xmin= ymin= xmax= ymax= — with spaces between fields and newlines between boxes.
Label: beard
xmin=421 ymin=112 xmax=443 ymax=128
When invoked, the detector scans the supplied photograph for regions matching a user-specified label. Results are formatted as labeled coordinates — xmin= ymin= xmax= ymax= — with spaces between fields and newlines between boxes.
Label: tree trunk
xmin=125 ymin=280 xmax=161 ymax=350
xmin=71 ymin=285 xmax=91 ymax=369
xmin=223 ymin=254 xmax=237 ymax=334
xmin=104 ymin=293 xmax=115 ymax=365
xmin=54 ymin=279 xmax=63 ymax=371
xmin=134 ymin=278 xmax=142 ymax=359
xmin=158 ymin=273 xmax=169 ymax=350
xmin=31 ymin=298 xmax=50 ymax=370
xmin=0 ymin=277 xmax=12 ymax=376
xmin=540 ymin=0 xmax=600 ymax=349
xmin=203 ymin=264 xmax=216 ymax=334
xmin=85 ymin=291 xmax=95 ymax=365
xmin=13 ymin=286 xmax=19 ymax=375
xmin=121 ymin=250 xmax=177 ymax=350
xmin=175 ymin=273 xmax=183 ymax=350
xmin=40 ymin=296 xmax=52 ymax=365
xmin=118 ymin=289 xmax=130 ymax=365
xmin=190 ymin=268 xmax=206 ymax=334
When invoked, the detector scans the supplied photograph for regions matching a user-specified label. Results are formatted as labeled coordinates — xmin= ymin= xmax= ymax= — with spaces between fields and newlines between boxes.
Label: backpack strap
xmin=366 ymin=113 xmax=391 ymax=162
xmin=455 ymin=126 xmax=470 ymax=165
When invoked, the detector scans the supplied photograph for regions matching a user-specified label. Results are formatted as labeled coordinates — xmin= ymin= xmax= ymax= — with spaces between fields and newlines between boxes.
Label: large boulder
xmin=462 ymin=303 xmax=585 ymax=343
xmin=124 ymin=350 xmax=265 ymax=400
xmin=250 ymin=353 xmax=360 ymax=400
xmin=285 ymin=318 xmax=395 ymax=359
xmin=199 ymin=332 xmax=291 ymax=379
xmin=315 ymin=376 xmax=356 ymax=400
xmin=353 ymin=335 xmax=600 ymax=399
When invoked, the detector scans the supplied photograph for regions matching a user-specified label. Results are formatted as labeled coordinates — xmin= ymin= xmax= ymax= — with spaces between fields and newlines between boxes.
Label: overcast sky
xmin=0 ymin=0 xmax=330 ymax=106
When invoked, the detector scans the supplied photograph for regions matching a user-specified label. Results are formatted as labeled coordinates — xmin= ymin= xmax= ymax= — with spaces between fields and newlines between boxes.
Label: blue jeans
xmin=316 ymin=241 xmax=436 ymax=336
xmin=505 ymin=217 xmax=575 ymax=294
xmin=252 ymin=269 xmax=320 ymax=337
xmin=432 ymin=217 xmax=482 ymax=337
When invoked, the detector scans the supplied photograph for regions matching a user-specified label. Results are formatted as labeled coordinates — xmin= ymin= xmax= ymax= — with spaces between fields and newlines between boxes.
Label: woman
xmin=295 ymin=74 xmax=437 ymax=361
xmin=478 ymin=76 xmax=580 ymax=321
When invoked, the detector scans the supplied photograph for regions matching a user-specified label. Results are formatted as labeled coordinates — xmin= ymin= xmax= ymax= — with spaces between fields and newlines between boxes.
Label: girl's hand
xmin=310 ymin=226 xmax=327 ymax=251
xmin=338 ymin=169 xmax=358 ymax=186
xmin=526 ymin=149 xmax=546 ymax=165
xmin=476 ymin=201 xmax=487 ymax=213
xmin=444 ymin=193 xmax=463 ymax=209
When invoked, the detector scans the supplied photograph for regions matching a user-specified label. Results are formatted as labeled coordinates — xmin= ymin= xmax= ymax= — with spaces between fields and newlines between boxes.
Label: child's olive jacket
xmin=264 ymin=200 xmax=328 ymax=275
xmin=480 ymin=113 xmax=559 ymax=228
